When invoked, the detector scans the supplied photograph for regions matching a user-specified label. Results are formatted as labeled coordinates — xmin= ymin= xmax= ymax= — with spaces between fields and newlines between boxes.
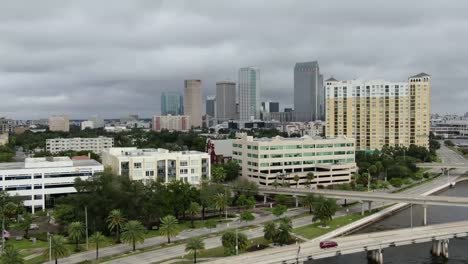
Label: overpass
xmin=417 ymin=163 xmax=468 ymax=169
xmin=207 ymin=220 xmax=468 ymax=264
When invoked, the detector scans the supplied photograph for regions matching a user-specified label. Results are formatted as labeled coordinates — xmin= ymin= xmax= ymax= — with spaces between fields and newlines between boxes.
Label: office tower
xmin=0 ymin=117 xmax=14 ymax=134
xmin=161 ymin=92 xmax=183 ymax=115
xmin=239 ymin=67 xmax=260 ymax=121
xmin=262 ymin=101 xmax=280 ymax=113
xmin=206 ymin=96 xmax=216 ymax=117
xmin=48 ymin=115 xmax=70 ymax=132
xmin=294 ymin=61 xmax=324 ymax=121
xmin=184 ymin=80 xmax=203 ymax=128
xmin=216 ymin=81 xmax=237 ymax=120
xmin=325 ymin=73 xmax=431 ymax=150
xmin=408 ymin=73 xmax=431 ymax=147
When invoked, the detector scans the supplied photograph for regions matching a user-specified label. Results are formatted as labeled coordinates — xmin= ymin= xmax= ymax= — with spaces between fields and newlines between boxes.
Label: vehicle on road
xmin=29 ymin=224 xmax=39 ymax=230
xmin=319 ymin=241 xmax=338 ymax=249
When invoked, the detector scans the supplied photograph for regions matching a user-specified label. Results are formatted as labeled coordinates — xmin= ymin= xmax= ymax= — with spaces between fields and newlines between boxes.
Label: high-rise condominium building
xmin=153 ymin=115 xmax=190 ymax=132
xmin=206 ymin=96 xmax=216 ymax=117
xmin=216 ymin=81 xmax=237 ymax=120
xmin=239 ymin=67 xmax=260 ymax=121
xmin=325 ymin=73 xmax=431 ymax=150
xmin=48 ymin=115 xmax=70 ymax=132
xmin=102 ymin=147 xmax=211 ymax=185
xmin=232 ymin=133 xmax=356 ymax=188
xmin=161 ymin=92 xmax=183 ymax=115
xmin=0 ymin=118 xmax=14 ymax=134
xmin=294 ymin=61 xmax=324 ymax=121
xmin=46 ymin=137 xmax=114 ymax=154
xmin=184 ymin=80 xmax=203 ymax=128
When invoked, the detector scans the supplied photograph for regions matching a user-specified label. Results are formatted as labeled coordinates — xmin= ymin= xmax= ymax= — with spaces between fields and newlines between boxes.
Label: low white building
xmin=102 ymin=147 xmax=210 ymax=185
xmin=280 ymin=122 xmax=324 ymax=137
xmin=0 ymin=133 xmax=8 ymax=145
xmin=81 ymin=121 xmax=95 ymax=130
xmin=46 ymin=137 xmax=114 ymax=154
xmin=233 ymin=133 xmax=356 ymax=188
xmin=0 ymin=157 xmax=103 ymax=212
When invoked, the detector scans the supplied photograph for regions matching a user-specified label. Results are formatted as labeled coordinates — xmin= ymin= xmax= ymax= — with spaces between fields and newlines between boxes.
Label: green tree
xmin=263 ymin=222 xmax=277 ymax=242
xmin=274 ymin=195 xmax=290 ymax=206
xmin=90 ymin=232 xmax=105 ymax=260
xmin=121 ymin=220 xmax=145 ymax=251
xmin=274 ymin=218 xmax=292 ymax=245
xmin=211 ymin=166 xmax=226 ymax=183
xmin=185 ymin=237 xmax=205 ymax=263
xmin=301 ymin=194 xmax=315 ymax=214
xmin=214 ymin=193 xmax=227 ymax=217
xmin=239 ymin=211 xmax=255 ymax=223
xmin=293 ymin=175 xmax=300 ymax=188
xmin=368 ymin=165 xmax=378 ymax=177
xmin=159 ymin=215 xmax=179 ymax=244
xmin=306 ymin=172 xmax=315 ymax=188
xmin=67 ymin=221 xmax=85 ymax=252
xmin=313 ymin=196 xmax=338 ymax=227
xmin=272 ymin=205 xmax=287 ymax=218
xmin=43 ymin=235 xmax=69 ymax=264
xmin=18 ymin=212 xmax=33 ymax=239
xmin=1 ymin=246 xmax=24 ymax=264
xmin=204 ymin=219 xmax=217 ymax=232
xmin=221 ymin=231 xmax=248 ymax=256
xmin=187 ymin=202 xmax=201 ymax=228
xmin=107 ymin=209 xmax=126 ymax=243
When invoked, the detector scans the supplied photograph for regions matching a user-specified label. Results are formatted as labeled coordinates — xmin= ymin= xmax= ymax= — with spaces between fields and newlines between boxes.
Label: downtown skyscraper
xmin=161 ymin=92 xmax=183 ymax=115
xmin=184 ymin=80 xmax=203 ymax=128
xmin=216 ymin=81 xmax=237 ymax=120
xmin=238 ymin=67 xmax=260 ymax=121
xmin=294 ymin=61 xmax=324 ymax=121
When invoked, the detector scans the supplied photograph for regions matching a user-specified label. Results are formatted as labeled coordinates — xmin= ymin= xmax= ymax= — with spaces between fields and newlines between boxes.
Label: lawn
xmin=293 ymin=213 xmax=367 ymax=240
xmin=144 ymin=218 xmax=231 ymax=238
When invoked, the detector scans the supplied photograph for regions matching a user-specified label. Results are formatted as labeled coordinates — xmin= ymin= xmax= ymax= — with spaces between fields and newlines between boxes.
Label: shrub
xmin=389 ymin=178 xmax=403 ymax=188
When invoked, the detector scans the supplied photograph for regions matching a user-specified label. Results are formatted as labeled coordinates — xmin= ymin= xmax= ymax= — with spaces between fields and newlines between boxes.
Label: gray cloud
xmin=1 ymin=0 xmax=467 ymax=119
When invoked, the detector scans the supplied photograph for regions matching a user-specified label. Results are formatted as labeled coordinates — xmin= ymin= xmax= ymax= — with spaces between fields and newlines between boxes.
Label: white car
xmin=29 ymin=224 xmax=39 ymax=230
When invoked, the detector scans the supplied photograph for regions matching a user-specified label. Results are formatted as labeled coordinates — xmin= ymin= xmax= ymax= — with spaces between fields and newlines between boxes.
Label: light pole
xmin=85 ymin=206 xmax=89 ymax=250
xmin=235 ymin=219 xmax=239 ymax=256
xmin=410 ymin=203 xmax=413 ymax=228
xmin=48 ymin=232 xmax=52 ymax=264
xmin=367 ymin=169 xmax=371 ymax=192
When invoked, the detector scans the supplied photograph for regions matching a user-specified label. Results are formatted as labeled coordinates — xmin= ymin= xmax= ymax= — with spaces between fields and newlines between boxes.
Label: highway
xmin=208 ymin=220 xmax=468 ymax=264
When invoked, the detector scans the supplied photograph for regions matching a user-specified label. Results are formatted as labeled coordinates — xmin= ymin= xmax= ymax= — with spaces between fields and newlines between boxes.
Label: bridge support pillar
xmin=295 ymin=196 xmax=299 ymax=208
xmin=367 ymin=249 xmax=383 ymax=264
xmin=431 ymin=240 xmax=447 ymax=257
xmin=361 ymin=202 xmax=365 ymax=216
xmin=368 ymin=201 xmax=372 ymax=213
xmin=442 ymin=239 xmax=449 ymax=258
xmin=423 ymin=205 xmax=427 ymax=226
xmin=263 ymin=194 xmax=267 ymax=204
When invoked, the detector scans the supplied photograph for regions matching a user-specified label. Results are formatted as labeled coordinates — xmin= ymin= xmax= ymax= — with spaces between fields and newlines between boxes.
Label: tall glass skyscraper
xmin=238 ymin=67 xmax=260 ymax=121
xmin=294 ymin=61 xmax=324 ymax=121
xmin=161 ymin=92 xmax=183 ymax=115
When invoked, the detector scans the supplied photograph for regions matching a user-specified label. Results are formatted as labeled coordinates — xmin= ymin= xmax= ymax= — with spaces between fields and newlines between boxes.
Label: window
xmin=145 ymin=171 xmax=154 ymax=177
xmin=260 ymin=146 xmax=269 ymax=150
xmin=180 ymin=161 xmax=188 ymax=166
xmin=134 ymin=162 xmax=142 ymax=169
xmin=270 ymin=146 xmax=283 ymax=150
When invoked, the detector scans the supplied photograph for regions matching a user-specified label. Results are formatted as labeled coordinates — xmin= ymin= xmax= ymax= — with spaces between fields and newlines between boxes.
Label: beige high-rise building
xmin=325 ymin=73 xmax=431 ymax=150
xmin=48 ymin=115 xmax=70 ymax=132
xmin=184 ymin=80 xmax=202 ymax=128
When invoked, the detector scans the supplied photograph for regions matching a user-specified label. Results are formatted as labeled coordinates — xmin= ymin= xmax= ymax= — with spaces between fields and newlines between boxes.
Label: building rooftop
xmin=325 ymin=77 xmax=338 ymax=82
xmin=409 ymin=72 xmax=430 ymax=78
xmin=105 ymin=147 xmax=207 ymax=157
xmin=236 ymin=133 xmax=352 ymax=143
xmin=0 ymin=157 xmax=102 ymax=170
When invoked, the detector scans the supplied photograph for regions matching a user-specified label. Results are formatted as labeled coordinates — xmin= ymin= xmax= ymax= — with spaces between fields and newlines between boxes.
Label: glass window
xmin=134 ymin=162 xmax=142 ymax=169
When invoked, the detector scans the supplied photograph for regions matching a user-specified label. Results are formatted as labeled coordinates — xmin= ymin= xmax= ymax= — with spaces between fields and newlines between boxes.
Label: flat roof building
xmin=153 ymin=115 xmax=190 ymax=132
xmin=49 ymin=115 xmax=70 ymax=132
xmin=102 ymin=147 xmax=210 ymax=185
xmin=0 ymin=157 xmax=103 ymax=212
xmin=46 ymin=137 xmax=114 ymax=154
xmin=233 ymin=133 xmax=356 ymax=188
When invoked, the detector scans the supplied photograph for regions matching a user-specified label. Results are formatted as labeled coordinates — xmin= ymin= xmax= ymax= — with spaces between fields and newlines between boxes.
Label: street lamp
xmin=367 ymin=169 xmax=371 ymax=192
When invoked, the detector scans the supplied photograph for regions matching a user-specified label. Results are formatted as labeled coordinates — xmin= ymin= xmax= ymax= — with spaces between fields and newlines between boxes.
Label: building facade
xmin=431 ymin=120 xmax=468 ymax=138
xmin=184 ymin=80 xmax=203 ymax=128
xmin=0 ymin=118 xmax=14 ymax=134
xmin=153 ymin=115 xmax=190 ymax=132
xmin=239 ymin=67 xmax=260 ymax=121
xmin=0 ymin=133 xmax=8 ymax=145
xmin=325 ymin=73 xmax=431 ymax=150
xmin=48 ymin=115 xmax=70 ymax=132
xmin=216 ymin=81 xmax=237 ymax=120
xmin=102 ymin=147 xmax=210 ymax=185
xmin=161 ymin=92 xmax=184 ymax=116
xmin=232 ymin=133 xmax=356 ymax=188
xmin=46 ymin=137 xmax=114 ymax=154
xmin=0 ymin=157 xmax=103 ymax=212
xmin=294 ymin=61 xmax=324 ymax=121
xmin=206 ymin=96 xmax=216 ymax=117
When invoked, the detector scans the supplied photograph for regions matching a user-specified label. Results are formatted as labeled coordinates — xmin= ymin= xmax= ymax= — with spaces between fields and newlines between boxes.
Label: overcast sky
xmin=1 ymin=0 xmax=467 ymax=119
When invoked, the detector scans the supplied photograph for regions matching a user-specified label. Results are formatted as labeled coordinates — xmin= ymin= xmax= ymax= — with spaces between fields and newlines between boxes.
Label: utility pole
xmin=85 ymin=206 xmax=89 ymax=250
xmin=367 ymin=169 xmax=371 ymax=192
xmin=1 ymin=194 xmax=5 ymax=253
xmin=235 ymin=220 xmax=239 ymax=256
xmin=48 ymin=232 xmax=52 ymax=263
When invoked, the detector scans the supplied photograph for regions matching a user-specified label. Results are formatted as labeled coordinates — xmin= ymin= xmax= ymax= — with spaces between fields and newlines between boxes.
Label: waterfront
xmin=309 ymin=181 xmax=468 ymax=264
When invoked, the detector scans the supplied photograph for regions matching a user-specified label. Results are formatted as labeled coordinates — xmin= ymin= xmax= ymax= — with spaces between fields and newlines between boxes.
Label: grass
xmin=144 ymin=218 xmax=231 ymax=238
xmin=293 ymin=213 xmax=367 ymax=240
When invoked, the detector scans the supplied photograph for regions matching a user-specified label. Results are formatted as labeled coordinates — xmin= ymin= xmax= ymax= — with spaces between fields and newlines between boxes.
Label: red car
xmin=320 ymin=241 xmax=338 ymax=249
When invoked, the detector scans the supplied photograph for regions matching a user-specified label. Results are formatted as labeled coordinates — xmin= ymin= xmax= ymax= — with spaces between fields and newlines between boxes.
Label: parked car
xmin=319 ymin=241 xmax=338 ymax=249
xmin=2 ymin=230 xmax=10 ymax=240
xmin=29 ymin=224 xmax=39 ymax=230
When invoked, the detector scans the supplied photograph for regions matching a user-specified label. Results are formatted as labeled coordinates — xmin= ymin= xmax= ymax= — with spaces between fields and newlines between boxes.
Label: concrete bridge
xmin=417 ymin=163 xmax=468 ymax=169
xmin=207 ymin=220 xmax=468 ymax=264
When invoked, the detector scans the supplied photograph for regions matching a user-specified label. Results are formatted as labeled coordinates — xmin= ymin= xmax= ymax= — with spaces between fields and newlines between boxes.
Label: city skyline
xmin=1 ymin=1 xmax=468 ymax=119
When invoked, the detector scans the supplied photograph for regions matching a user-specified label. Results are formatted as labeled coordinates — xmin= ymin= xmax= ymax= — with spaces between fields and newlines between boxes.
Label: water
xmin=307 ymin=181 xmax=468 ymax=264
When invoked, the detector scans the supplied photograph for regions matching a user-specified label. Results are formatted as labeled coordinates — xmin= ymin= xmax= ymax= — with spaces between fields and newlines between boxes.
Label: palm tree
xmin=293 ymin=175 xmax=300 ymax=188
xmin=90 ymin=232 xmax=105 ymax=260
xmin=185 ymin=237 xmax=205 ymax=263
xmin=160 ymin=215 xmax=179 ymax=244
xmin=313 ymin=196 xmax=338 ymax=227
xmin=18 ymin=212 xmax=33 ymax=239
xmin=1 ymin=246 xmax=24 ymax=264
xmin=121 ymin=220 xmax=145 ymax=251
xmin=43 ymin=235 xmax=69 ymax=264
xmin=306 ymin=172 xmax=315 ymax=189
xmin=107 ymin=209 xmax=126 ymax=243
xmin=221 ymin=231 xmax=248 ymax=256
xmin=301 ymin=194 xmax=315 ymax=214
xmin=187 ymin=202 xmax=201 ymax=228
xmin=67 ymin=221 xmax=85 ymax=252
xmin=275 ymin=218 xmax=292 ymax=245
xmin=214 ymin=193 xmax=227 ymax=217
xmin=263 ymin=222 xmax=277 ymax=242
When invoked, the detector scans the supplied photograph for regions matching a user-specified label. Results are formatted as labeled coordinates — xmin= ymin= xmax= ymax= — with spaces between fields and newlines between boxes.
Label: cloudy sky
xmin=1 ymin=0 xmax=467 ymax=119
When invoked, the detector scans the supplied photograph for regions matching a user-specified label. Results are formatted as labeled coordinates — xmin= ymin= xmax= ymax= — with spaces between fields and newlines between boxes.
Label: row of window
xmin=234 ymin=143 xmax=354 ymax=150
xmin=254 ymin=159 xmax=354 ymax=167
xmin=244 ymin=151 xmax=354 ymax=158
